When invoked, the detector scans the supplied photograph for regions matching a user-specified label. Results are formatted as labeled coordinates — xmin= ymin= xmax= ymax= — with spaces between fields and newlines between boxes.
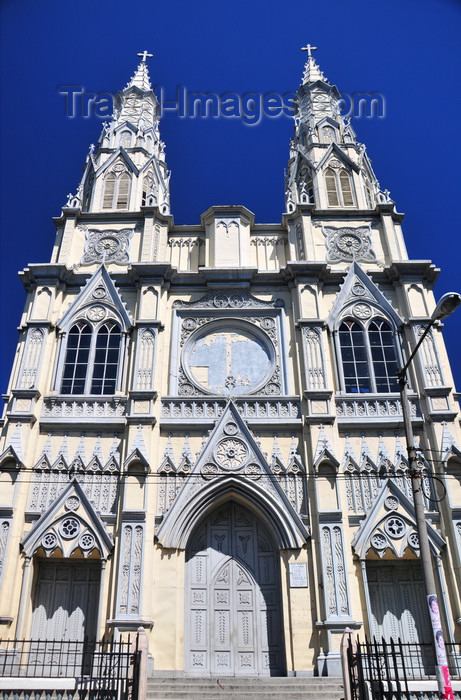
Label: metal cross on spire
xmin=137 ymin=50 xmax=153 ymax=63
xmin=301 ymin=43 xmax=318 ymax=58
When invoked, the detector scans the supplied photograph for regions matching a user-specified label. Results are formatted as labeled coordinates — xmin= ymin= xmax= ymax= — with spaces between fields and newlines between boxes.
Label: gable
xmin=327 ymin=262 xmax=403 ymax=329
xmin=58 ymin=265 xmax=132 ymax=331
xmin=155 ymin=402 xmax=309 ymax=550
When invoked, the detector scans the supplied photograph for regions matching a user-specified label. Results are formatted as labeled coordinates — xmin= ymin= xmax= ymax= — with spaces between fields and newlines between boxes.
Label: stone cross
xmin=301 ymin=44 xmax=318 ymax=58
xmin=137 ymin=50 xmax=153 ymax=63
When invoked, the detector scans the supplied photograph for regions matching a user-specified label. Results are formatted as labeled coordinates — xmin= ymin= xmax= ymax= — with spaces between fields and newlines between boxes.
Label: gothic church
xmin=1 ymin=49 xmax=460 ymax=678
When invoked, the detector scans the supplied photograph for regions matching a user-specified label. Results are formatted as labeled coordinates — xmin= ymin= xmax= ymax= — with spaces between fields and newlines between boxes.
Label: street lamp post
xmin=398 ymin=292 xmax=461 ymax=700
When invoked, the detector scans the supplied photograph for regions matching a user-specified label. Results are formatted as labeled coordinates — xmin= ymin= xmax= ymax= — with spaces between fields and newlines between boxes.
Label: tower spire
xmin=300 ymin=44 xmax=329 ymax=85
xmin=126 ymin=50 xmax=154 ymax=91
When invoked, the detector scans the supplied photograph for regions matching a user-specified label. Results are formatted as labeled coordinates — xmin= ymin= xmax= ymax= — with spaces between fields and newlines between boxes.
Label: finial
xmin=301 ymin=43 xmax=318 ymax=58
xmin=137 ymin=50 xmax=153 ymax=63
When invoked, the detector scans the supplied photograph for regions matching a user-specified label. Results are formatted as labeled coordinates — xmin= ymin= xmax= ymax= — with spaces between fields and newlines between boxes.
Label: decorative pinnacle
xmin=137 ymin=50 xmax=153 ymax=63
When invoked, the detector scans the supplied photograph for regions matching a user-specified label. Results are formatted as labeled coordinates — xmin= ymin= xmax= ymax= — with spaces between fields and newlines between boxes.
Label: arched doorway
xmin=185 ymin=501 xmax=285 ymax=676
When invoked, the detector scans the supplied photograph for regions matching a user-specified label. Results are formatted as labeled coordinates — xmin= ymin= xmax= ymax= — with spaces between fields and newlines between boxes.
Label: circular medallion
xmin=202 ymin=463 xmax=219 ymax=480
xmin=337 ymin=233 xmax=362 ymax=254
xmin=229 ymin=294 xmax=244 ymax=308
xmin=384 ymin=496 xmax=399 ymax=511
xmin=245 ymin=463 xmax=263 ymax=479
xmin=352 ymin=283 xmax=366 ymax=296
xmin=215 ymin=438 xmax=248 ymax=470
xmin=87 ymin=305 xmax=106 ymax=322
xmin=223 ymin=421 xmax=239 ymax=436
xmin=95 ymin=236 xmax=121 ymax=256
xmin=79 ymin=533 xmax=95 ymax=550
xmin=408 ymin=532 xmax=419 ymax=549
xmin=92 ymin=286 xmax=107 ymax=299
xmin=260 ymin=317 xmax=275 ymax=330
xmin=182 ymin=318 xmax=198 ymax=331
xmin=213 ymin=293 xmax=229 ymax=308
xmin=42 ymin=532 xmax=57 ymax=549
xmin=352 ymin=303 xmax=372 ymax=320
xmin=60 ymin=517 xmax=80 ymax=539
xmin=384 ymin=516 xmax=406 ymax=539
xmin=371 ymin=533 xmax=387 ymax=550
xmin=65 ymin=496 xmax=81 ymax=511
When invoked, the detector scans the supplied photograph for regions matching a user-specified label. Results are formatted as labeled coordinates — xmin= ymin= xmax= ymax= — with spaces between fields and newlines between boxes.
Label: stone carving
xmin=322 ymin=524 xmax=350 ymax=618
xmin=18 ymin=328 xmax=45 ymax=390
xmin=215 ymin=438 xmax=248 ymax=470
xmin=173 ymin=290 xmax=284 ymax=310
xmin=323 ymin=225 xmax=376 ymax=264
xmin=302 ymin=327 xmax=326 ymax=390
xmin=80 ymin=227 xmax=134 ymax=265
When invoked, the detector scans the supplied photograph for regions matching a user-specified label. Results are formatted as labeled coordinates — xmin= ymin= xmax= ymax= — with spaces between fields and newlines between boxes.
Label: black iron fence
xmin=347 ymin=637 xmax=461 ymax=700
xmin=0 ymin=637 xmax=140 ymax=700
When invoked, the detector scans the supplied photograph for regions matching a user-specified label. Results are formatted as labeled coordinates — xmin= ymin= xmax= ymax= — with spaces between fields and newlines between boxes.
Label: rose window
xmin=79 ymin=533 xmax=95 ymax=550
xmin=371 ymin=533 xmax=387 ymax=550
xmin=60 ymin=517 xmax=80 ymax=538
xmin=384 ymin=516 xmax=406 ymax=539
xmin=215 ymin=438 xmax=248 ymax=470
xmin=42 ymin=532 xmax=57 ymax=549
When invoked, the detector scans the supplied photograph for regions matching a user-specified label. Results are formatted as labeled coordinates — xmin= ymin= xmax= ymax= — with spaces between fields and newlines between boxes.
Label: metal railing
xmin=0 ymin=637 xmax=140 ymax=700
xmin=347 ymin=637 xmax=461 ymax=700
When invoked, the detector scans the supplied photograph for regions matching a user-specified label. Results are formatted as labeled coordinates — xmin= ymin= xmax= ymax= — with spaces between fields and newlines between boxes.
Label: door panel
xmin=186 ymin=502 xmax=285 ymax=676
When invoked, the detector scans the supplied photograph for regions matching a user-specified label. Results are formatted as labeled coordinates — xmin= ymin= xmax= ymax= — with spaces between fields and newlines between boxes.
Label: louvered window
xmin=325 ymin=168 xmax=339 ymax=206
xmin=325 ymin=167 xmax=355 ymax=207
xmin=102 ymin=171 xmax=131 ymax=210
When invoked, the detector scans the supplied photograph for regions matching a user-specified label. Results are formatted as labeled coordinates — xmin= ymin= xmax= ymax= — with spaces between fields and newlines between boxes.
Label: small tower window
xmin=325 ymin=168 xmax=339 ymax=206
xmin=322 ymin=126 xmax=336 ymax=144
xmin=325 ymin=167 xmax=355 ymax=207
xmin=120 ymin=130 xmax=132 ymax=148
xmin=102 ymin=170 xmax=131 ymax=210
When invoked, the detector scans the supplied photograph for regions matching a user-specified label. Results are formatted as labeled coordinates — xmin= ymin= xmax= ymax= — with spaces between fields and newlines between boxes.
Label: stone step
xmin=146 ymin=677 xmax=344 ymax=700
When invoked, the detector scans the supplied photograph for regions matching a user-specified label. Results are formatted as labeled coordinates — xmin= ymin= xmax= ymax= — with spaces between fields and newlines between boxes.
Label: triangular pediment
xmin=0 ymin=445 xmax=23 ymax=470
xmin=58 ymin=265 xmax=132 ymax=331
xmin=351 ymin=480 xmax=445 ymax=558
xmin=327 ymin=262 xmax=403 ymax=329
xmin=21 ymin=479 xmax=113 ymax=559
xmin=317 ymin=143 xmax=360 ymax=173
xmin=96 ymin=148 xmax=138 ymax=177
xmin=156 ymin=402 xmax=309 ymax=550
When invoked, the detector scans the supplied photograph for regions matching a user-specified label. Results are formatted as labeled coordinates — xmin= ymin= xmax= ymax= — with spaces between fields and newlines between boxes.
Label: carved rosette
xmin=323 ymin=225 xmax=376 ymax=264
xmin=80 ymin=227 xmax=134 ymax=265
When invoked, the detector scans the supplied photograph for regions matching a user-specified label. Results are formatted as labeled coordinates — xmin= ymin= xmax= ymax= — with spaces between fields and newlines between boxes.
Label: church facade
xmin=1 ymin=50 xmax=460 ymax=678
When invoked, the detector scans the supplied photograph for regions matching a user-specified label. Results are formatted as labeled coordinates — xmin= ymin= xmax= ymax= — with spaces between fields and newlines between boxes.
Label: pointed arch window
xmin=339 ymin=317 xmax=399 ymax=393
xmin=325 ymin=167 xmax=355 ymax=207
xmin=61 ymin=321 xmax=122 ymax=395
xmin=102 ymin=170 xmax=131 ymax=210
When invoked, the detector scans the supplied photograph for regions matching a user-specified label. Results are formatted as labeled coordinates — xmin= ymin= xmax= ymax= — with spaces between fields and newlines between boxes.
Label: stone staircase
xmin=146 ymin=676 xmax=345 ymax=699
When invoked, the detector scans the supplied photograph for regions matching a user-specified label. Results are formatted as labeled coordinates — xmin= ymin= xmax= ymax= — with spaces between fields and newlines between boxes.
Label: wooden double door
xmin=185 ymin=502 xmax=285 ymax=676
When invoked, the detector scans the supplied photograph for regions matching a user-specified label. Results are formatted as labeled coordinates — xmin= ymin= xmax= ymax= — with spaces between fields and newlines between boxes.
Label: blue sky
xmin=1 ymin=0 xmax=460 ymax=396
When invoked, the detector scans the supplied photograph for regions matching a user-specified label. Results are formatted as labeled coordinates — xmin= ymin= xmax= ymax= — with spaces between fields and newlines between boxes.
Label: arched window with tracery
xmin=102 ymin=169 xmax=131 ymax=210
xmin=325 ymin=166 xmax=355 ymax=207
xmin=61 ymin=321 xmax=122 ymax=395
xmin=338 ymin=317 xmax=399 ymax=393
